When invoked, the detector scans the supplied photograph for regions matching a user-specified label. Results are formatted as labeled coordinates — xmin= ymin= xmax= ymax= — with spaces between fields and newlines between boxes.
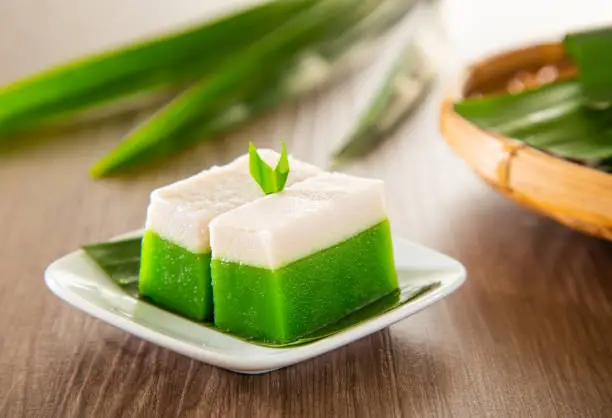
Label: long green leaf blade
xmin=165 ymin=0 xmax=419 ymax=159
xmin=318 ymin=0 xmax=418 ymax=59
xmin=564 ymin=26 xmax=612 ymax=104
xmin=91 ymin=0 xmax=372 ymax=177
xmin=333 ymin=42 xmax=432 ymax=162
xmin=454 ymin=80 xmax=612 ymax=163
xmin=0 ymin=1 xmax=313 ymax=135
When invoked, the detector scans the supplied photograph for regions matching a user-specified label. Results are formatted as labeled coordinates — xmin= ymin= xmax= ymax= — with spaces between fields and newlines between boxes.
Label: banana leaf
xmin=0 ymin=1 xmax=314 ymax=135
xmin=90 ymin=0 xmax=397 ymax=177
xmin=332 ymin=42 xmax=432 ymax=163
xmin=454 ymin=80 xmax=612 ymax=167
xmin=564 ymin=26 xmax=612 ymax=104
xmin=82 ymin=235 xmax=441 ymax=348
xmin=82 ymin=238 xmax=141 ymax=287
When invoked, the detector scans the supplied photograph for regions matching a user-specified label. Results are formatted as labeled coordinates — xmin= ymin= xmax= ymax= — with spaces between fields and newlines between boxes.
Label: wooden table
xmin=2 ymin=2 xmax=612 ymax=417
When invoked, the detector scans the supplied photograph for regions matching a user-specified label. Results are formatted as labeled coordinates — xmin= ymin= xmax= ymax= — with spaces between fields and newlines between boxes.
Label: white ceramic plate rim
xmin=45 ymin=231 xmax=466 ymax=374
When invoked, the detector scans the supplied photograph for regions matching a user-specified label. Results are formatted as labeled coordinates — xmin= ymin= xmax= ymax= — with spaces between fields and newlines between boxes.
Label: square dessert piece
xmin=210 ymin=172 xmax=398 ymax=344
xmin=139 ymin=151 xmax=321 ymax=321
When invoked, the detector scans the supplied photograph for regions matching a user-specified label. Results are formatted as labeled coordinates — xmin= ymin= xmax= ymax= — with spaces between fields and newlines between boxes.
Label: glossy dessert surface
xmin=212 ymin=220 xmax=397 ymax=343
xmin=210 ymin=172 xmax=398 ymax=343
xmin=139 ymin=151 xmax=321 ymax=320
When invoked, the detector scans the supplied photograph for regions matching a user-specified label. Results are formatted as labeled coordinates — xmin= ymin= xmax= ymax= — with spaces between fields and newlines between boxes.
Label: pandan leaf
xmin=318 ymin=0 xmax=419 ymax=60
xmin=89 ymin=0 xmax=380 ymax=177
xmin=454 ymin=80 xmax=612 ymax=165
xmin=0 ymin=1 xmax=314 ymax=135
xmin=151 ymin=0 xmax=420 ymax=173
xmin=564 ymin=26 xmax=612 ymax=104
xmin=82 ymin=234 xmax=441 ymax=348
xmin=333 ymin=42 xmax=432 ymax=163
xmin=249 ymin=142 xmax=289 ymax=194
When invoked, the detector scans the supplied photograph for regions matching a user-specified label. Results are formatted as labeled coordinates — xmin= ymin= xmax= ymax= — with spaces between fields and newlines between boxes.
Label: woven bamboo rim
xmin=440 ymin=42 xmax=612 ymax=241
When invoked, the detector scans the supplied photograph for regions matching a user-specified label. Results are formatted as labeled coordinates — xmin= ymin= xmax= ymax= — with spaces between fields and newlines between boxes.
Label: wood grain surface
xmin=2 ymin=2 xmax=612 ymax=417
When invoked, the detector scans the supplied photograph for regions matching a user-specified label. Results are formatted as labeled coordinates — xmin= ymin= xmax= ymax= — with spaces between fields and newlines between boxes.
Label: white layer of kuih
xmin=145 ymin=150 xmax=321 ymax=253
xmin=210 ymin=172 xmax=388 ymax=269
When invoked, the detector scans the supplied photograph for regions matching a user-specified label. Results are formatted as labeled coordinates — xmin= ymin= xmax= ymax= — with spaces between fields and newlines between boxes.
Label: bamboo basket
xmin=440 ymin=42 xmax=612 ymax=241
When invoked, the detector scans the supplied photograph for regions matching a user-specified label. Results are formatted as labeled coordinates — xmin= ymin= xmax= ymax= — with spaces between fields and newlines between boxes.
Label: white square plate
xmin=45 ymin=233 xmax=466 ymax=374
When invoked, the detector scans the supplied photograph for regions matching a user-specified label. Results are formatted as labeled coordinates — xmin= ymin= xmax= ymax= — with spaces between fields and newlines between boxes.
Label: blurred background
xmin=3 ymin=0 xmax=612 ymax=81
xmin=3 ymin=1 xmax=612 ymax=416
xmin=2 ymin=0 xmax=611 ymax=176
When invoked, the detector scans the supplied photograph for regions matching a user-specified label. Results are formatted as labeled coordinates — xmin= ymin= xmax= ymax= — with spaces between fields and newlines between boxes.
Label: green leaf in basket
xmin=564 ymin=26 xmax=612 ymax=104
xmin=454 ymin=79 xmax=612 ymax=165
xmin=89 ymin=0 xmax=376 ymax=177
xmin=82 ymin=234 xmax=442 ymax=348
xmin=0 ymin=1 xmax=313 ymax=135
xmin=595 ymin=159 xmax=612 ymax=172
xmin=332 ymin=42 xmax=433 ymax=163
